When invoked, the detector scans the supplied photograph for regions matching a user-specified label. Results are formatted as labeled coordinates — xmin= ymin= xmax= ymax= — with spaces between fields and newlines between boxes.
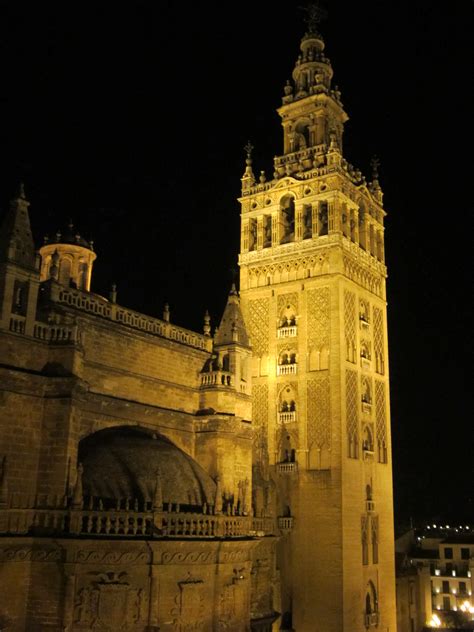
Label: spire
xmin=214 ymin=284 xmax=250 ymax=347
xmin=0 ymin=183 xmax=36 ymax=268
xmin=241 ymin=141 xmax=256 ymax=192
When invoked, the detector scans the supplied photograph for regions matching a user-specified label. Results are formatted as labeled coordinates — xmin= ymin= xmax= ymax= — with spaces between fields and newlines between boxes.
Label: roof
xmin=79 ymin=426 xmax=216 ymax=507
xmin=0 ymin=187 xmax=36 ymax=268
xmin=214 ymin=284 xmax=250 ymax=347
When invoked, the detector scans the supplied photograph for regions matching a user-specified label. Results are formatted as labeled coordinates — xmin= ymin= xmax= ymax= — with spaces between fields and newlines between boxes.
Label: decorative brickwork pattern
xmin=346 ymin=369 xmax=359 ymax=458
xmin=277 ymin=292 xmax=298 ymax=312
xmin=371 ymin=515 xmax=379 ymax=564
xmin=373 ymin=307 xmax=385 ymax=374
xmin=307 ymin=376 xmax=330 ymax=450
xmin=248 ymin=298 xmax=270 ymax=356
xmin=344 ymin=290 xmax=356 ymax=362
xmin=307 ymin=287 xmax=330 ymax=350
xmin=252 ymin=384 xmax=269 ymax=460
xmin=375 ymin=380 xmax=387 ymax=463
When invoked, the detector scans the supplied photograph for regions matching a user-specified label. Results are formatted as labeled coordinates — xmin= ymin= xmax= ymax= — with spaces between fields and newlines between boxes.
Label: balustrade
xmin=277 ymin=364 xmax=297 ymax=376
xmin=9 ymin=315 xmax=25 ymax=334
xmin=0 ymin=504 xmax=274 ymax=539
xmin=200 ymin=371 xmax=233 ymax=387
xmin=278 ymin=411 xmax=297 ymax=424
xmin=277 ymin=326 xmax=297 ymax=338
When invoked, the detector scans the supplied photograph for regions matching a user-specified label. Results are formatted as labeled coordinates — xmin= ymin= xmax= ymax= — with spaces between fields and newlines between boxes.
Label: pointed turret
xmin=0 ymin=184 xmax=36 ymax=269
xmin=0 ymin=185 xmax=41 ymax=335
xmin=214 ymin=283 xmax=250 ymax=348
xmin=199 ymin=284 xmax=252 ymax=419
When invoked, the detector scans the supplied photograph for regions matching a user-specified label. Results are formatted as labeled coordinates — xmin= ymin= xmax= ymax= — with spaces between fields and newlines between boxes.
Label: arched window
xmin=362 ymin=426 xmax=374 ymax=453
xmin=318 ymin=201 xmax=328 ymax=236
xmin=78 ymin=261 xmax=88 ymax=290
xmin=58 ymin=257 xmax=72 ymax=287
xmin=280 ymin=196 xmax=295 ymax=244
xmin=365 ymin=581 xmax=378 ymax=615
xmin=294 ymin=120 xmax=310 ymax=150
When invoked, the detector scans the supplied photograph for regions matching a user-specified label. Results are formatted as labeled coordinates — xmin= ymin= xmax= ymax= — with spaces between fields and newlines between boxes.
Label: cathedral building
xmin=0 ymin=14 xmax=396 ymax=632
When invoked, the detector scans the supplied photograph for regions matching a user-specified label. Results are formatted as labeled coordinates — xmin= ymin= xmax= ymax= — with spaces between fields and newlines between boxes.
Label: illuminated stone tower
xmin=239 ymin=12 xmax=396 ymax=632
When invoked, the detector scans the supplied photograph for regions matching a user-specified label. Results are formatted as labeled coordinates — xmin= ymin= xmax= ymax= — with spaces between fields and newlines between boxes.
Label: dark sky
xmin=0 ymin=1 xmax=472 ymax=526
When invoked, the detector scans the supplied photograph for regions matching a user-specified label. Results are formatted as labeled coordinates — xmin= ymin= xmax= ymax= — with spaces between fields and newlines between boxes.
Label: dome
xmin=78 ymin=426 xmax=216 ymax=507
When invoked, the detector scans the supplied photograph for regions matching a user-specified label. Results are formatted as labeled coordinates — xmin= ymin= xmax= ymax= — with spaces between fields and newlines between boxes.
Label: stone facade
xmin=238 ymin=23 xmax=396 ymax=632
xmin=0 ymin=16 xmax=396 ymax=632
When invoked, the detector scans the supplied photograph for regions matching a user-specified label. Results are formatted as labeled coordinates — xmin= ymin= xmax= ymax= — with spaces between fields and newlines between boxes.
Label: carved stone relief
xmin=73 ymin=571 xmax=147 ymax=630
xmin=171 ymin=573 xmax=205 ymax=632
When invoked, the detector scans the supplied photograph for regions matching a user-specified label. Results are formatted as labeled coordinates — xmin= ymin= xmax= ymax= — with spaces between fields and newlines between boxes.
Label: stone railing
xmin=0 ymin=506 xmax=275 ymax=539
xmin=200 ymin=370 xmax=233 ymax=388
xmin=277 ymin=326 xmax=297 ymax=339
xmin=276 ymin=462 xmax=298 ymax=474
xmin=273 ymin=144 xmax=327 ymax=175
xmin=9 ymin=314 xmax=26 ymax=334
xmin=278 ymin=517 xmax=294 ymax=531
xmin=277 ymin=364 xmax=297 ymax=376
xmin=278 ymin=411 xmax=297 ymax=424
xmin=33 ymin=322 xmax=81 ymax=344
xmin=51 ymin=286 xmax=212 ymax=352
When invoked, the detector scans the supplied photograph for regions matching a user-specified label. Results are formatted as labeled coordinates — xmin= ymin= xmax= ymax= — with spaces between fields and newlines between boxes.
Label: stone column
xmin=257 ymin=216 xmax=264 ymax=250
xmin=295 ymin=205 xmax=303 ymax=241
xmin=271 ymin=212 xmax=279 ymax=246
xmin=62 ymin=571 xmax=76 ymax=630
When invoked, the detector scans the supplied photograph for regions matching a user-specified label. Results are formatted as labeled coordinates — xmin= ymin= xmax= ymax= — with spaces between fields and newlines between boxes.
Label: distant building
xmin=396 ymin=526 xmax=474 ymax=631
xmin=0 ymin=12 xmax=397 ymax=632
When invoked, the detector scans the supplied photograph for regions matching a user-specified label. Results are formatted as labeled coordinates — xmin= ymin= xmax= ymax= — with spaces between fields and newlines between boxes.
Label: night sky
xmin=0 ymin=1 xmax=471 ymax=527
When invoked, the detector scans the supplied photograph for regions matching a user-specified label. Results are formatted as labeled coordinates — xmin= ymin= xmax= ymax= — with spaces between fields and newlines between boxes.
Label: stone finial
xmin=259 ymin=170 xmax=266 ymax=184
xmin=163 ymin=303 xmax=170 ymax=322
xmin=214 ymin=475 xmax=223 ymax=514
xmin=203 ymin=310 xmax=211 ymax=336
xmin=72 ymin=463 xmax=84 ymax=509
xmin=109 ymin=283 xmax=117 ymax=304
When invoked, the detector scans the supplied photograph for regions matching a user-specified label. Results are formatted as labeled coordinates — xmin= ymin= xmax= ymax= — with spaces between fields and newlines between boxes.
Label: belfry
xmin=238 ymin=8 xmax=396 ymax=631
xmin=0 ymin=8 xmax=396 ymax=632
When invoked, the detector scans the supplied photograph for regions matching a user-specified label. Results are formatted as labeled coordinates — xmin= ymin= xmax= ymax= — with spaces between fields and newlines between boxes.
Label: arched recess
xmin=365 ymin=581 xmax=378 ymax=615
xmin=294 ymin=118 xmax=311 ymax=150
xmin=276 ymin=427 xmax=298 ymax=463
xmin=58 ymin=255 xmax=72 ymax=287
xmin=277 ymin=383 xmax=297 ymax=414
xmin=279 ymin=303 xmax=297 ymax=328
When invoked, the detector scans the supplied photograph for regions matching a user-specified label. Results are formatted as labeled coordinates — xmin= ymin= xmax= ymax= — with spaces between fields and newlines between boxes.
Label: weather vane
xmin=244 ymin=141 xmax=254 ymax=160
xmin=300 ymin=2 xmax=327 ymax=34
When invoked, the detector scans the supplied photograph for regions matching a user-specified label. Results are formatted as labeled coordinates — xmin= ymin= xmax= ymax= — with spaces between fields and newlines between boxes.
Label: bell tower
xmin=239 ymin=10 xmax=396 ymax=632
